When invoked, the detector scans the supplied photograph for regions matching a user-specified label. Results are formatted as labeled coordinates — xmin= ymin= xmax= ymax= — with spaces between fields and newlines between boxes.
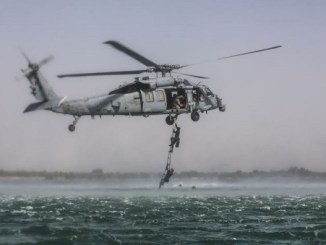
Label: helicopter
xmin=21 ymin=41 xmax=281 ymax=132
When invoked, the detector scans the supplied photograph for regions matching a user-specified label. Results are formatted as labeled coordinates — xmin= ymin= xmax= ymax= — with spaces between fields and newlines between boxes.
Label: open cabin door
xmin=165 ymin=88 xmax=188 ymax=112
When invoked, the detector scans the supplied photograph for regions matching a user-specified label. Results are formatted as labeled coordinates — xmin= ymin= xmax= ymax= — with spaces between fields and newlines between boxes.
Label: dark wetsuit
xmin=164 ymin=168 xmax=174 ymax=183
xmin=170 ymin=127 xmax=181 ymax=149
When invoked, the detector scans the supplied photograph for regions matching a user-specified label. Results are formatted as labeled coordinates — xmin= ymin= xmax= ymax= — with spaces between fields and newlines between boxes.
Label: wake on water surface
xmin=1 ymin=179 xmax=326 ymax=244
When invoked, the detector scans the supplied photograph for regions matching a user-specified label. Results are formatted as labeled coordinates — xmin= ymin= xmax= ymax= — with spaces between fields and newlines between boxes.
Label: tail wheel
xmin=68 ymin=115 xmax=80 ymax=132
xmin=191 ymin=111 xmax=200 ymax=122
xmin=165 ymin=115 xmax=175 ymax=125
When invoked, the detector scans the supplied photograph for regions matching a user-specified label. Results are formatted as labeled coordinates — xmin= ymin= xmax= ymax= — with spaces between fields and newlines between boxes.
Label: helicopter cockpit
xmin=203 ymin=86 xmax=214 ymax=97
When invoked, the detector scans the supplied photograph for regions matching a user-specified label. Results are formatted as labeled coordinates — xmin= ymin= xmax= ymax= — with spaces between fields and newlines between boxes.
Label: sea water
xmin=1 ymin=178 xmax=326 ymax=244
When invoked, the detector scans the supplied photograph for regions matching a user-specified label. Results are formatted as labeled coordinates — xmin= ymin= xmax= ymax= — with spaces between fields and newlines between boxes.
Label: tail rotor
xmin=19 ymin=48 xmax=54 ymax=72
xmin=38 ymin=55 xmax=54 ymax=67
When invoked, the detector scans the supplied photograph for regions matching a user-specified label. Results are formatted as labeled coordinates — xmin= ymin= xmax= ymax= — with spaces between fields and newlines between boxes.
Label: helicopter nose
xmin=216 ymin=95 xmax=226 ymax=112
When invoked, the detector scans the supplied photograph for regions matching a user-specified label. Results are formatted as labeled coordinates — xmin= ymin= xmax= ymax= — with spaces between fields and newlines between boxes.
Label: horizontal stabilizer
xmin=24 ymin=101 xmax=46 ymax=113
xmin=24 ymin=97 xmax=64 ymax=113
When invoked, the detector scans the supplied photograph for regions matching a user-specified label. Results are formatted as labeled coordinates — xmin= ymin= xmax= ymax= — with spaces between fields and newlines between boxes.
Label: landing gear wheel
xmin=165 ymin=115 xmax=175 ymax=125
xmin=191 ymin=111 xmax=200 ymax=122
xmin=68 ymin=115 xmax=80 ymax=132
xmin=68 ymin=124 xmax=75 ymax=132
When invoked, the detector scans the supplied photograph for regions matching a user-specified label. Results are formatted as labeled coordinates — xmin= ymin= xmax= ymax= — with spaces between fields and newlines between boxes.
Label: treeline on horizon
xmin=1 ymin=167 xmax=326 ymax=181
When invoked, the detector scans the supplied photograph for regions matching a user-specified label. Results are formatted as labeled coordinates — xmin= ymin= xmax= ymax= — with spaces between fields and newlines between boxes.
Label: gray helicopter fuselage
xmin=52 ymin=77 xmax=220 ymax=117
xmin=22 ymin=60 xmax=225 ymax=132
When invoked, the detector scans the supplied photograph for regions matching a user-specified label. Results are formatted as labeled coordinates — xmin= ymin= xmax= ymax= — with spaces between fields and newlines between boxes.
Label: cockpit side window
xmin=146 ymin=91 xmax=154 ymax=102
xmin=156 ymin=90 xmax=165 ymax=102
xmin=193 ymin=88 xmax=204 ymax=101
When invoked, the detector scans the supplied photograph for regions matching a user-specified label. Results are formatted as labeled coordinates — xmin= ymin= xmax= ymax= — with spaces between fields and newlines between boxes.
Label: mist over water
xmin=1 ymin=178 xmax=326 ymax=244
xmin=1 ymin=177 xmax=326 ymax=197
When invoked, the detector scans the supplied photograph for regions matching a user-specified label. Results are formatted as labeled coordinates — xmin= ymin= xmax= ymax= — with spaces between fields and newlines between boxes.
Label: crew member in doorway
xmin=173 ymin=94 xmax=184 ymax=109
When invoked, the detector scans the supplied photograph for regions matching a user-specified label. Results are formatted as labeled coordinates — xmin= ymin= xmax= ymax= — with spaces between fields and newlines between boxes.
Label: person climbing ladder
xmin=159 ymin=122 xmax=181 ymax=189
xmin=169 ymin=124 xmax=181 ymax=153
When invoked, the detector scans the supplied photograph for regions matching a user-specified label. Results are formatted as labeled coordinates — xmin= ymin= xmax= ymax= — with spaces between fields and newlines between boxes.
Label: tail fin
xmin=20 ymin=52 xmax=60 ymax=112
xmin=24 ymin=68 xmax=59 ymax=101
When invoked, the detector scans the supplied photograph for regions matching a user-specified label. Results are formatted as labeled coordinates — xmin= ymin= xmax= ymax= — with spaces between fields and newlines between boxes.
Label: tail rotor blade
xmin=19 ymin=47 xmax=32 ymax=65
xmin=38 ymin=55 xmax=54 ymax=67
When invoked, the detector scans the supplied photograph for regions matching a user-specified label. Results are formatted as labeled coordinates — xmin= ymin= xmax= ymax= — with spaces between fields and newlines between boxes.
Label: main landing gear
xmin=166 ymin=111 xmax=200 ymax=125
xmin=165 ymin=115 xmax=177 ymax=125
xmin=190 ymin=110 xmax=200 ymax=122
xmin=68 ymin=115 xmax=80 ymax=132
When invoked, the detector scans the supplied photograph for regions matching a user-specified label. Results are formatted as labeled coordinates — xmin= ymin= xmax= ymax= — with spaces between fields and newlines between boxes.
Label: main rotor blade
xmin=58 ymin=69 xmax=147 ymax=78
xmin=104 ymin=40 xmax=158 ymax=67
xmin=217 ymin=45 xmax=282 ymax=60
xmin=184 ymin=45 xmax=282 ymax=67
xmin=172 ymin=72 xmax=209 ymax=79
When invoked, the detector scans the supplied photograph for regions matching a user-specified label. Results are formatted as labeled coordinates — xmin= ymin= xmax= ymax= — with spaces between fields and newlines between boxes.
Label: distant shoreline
xmin=1 ymin=167 xmax=326 ymax=182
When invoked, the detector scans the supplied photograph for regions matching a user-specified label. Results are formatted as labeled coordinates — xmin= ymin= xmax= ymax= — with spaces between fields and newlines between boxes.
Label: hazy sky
xmin=1 ymin=0 xmax=326 ymax=172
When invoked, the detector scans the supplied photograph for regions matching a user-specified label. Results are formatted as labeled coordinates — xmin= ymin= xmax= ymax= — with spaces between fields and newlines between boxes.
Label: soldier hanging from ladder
xmin=169 ymin=125 xmax=181 ymax=152
xmin=159 ymin=122 xmax=181 ymax=189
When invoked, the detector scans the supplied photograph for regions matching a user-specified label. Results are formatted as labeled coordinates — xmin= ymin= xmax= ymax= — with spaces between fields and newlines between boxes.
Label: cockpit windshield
xmin=183 ymin=79 xmax=192 ymax=86
xmin=204 ymin=86 xmax=214 ymax=96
